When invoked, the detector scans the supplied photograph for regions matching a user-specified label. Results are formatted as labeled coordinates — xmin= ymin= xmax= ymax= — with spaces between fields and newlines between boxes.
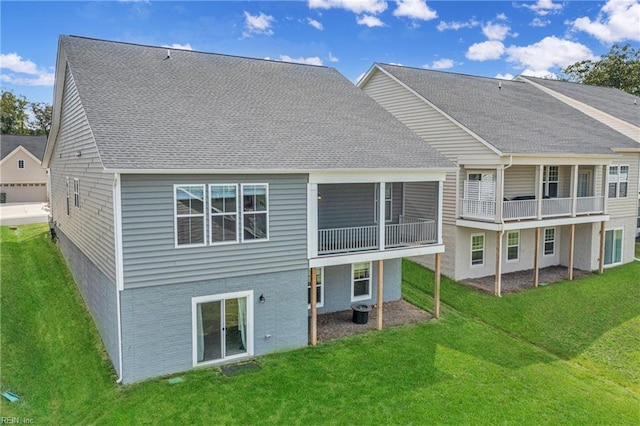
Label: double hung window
xmin=351 ymin=262 xmax=371 ymax=301
xmin=543 ymin=228 xmax=555 ymax=256
xmin=543 ymin=166 xmax=559 ymax=198
xmin=507 ymin=231 xmax=519 ymax=261
xmin=471 ymin=233 xmax=484 ymax=266
xmin=242 ymin=184 xmax=268 ymax=241
xmin=210 ymin=184 xmax=238 ymax=244
xmin=175 ymin=185 xmax=206 ymax=246
xmin=608 ymin=165 xmax=628 ymax=198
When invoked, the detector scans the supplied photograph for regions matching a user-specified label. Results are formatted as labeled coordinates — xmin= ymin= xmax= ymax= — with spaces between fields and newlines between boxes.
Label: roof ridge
xmin=62 ymin=35 xmax=331 ymax=70
xmin=377 ymin=62 xmax=525 ymax=84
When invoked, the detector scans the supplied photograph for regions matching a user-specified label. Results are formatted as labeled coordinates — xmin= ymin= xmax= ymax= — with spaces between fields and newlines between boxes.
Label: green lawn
xmin=2 ymin=224 xmax=639 ymax=424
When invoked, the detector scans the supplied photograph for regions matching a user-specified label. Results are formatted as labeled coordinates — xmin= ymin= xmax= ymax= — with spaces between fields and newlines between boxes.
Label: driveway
xmin=0 ymin=202 xmax=50 ymax=226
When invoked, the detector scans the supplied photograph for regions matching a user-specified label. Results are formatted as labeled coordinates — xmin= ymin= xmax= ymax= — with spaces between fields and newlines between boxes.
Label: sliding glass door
xmin=193 ymin=291 xmax=253 ymax=365
xmin=603 ymin=228 xmax=623 ymax=266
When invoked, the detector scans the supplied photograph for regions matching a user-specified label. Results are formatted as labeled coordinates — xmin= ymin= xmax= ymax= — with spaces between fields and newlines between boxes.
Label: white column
xmin=308 ymin=183 xmax=319 ymax=258
xmin=437 ymin=180 xmax=444 ymax=245
xmin=536 ymin=165 xmax=544 ymax=219
xmin=378 ymin=182 xmax=386 ymax=251
xmin=495 ymin=167 xmax=504 ymax=223
xmin=602 ymin=164 xmax=609 ymax=214
xmin=571 ymin=165 xmax=578 ymax=217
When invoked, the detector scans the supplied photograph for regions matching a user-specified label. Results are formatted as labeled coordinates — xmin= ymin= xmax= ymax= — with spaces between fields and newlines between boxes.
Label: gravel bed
xmin=462 ymin=265 xmax=592 ymax=294
xmin=315 ymin=299 xmax=432 ymax=343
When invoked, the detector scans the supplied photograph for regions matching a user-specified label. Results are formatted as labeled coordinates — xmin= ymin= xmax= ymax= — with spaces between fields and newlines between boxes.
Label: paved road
xmin=0 ymin=202 xmax=50 ymax=226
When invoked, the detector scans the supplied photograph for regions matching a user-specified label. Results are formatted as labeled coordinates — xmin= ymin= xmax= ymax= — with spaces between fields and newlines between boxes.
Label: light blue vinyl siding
xmin=120 ymin=269 xmax=308 ymax=383
xmin=49 ymin=65 xmax=116 ymax=282
xmin=120 ymin=174 xmax=308 ymax=288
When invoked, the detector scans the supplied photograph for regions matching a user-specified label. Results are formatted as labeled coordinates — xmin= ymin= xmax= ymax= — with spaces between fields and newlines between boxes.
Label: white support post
xmin=378 ymin=182 xmax=386 ymax=251
xmin=495 ymin=167 xmax=504 ymax=223
xmin=308 ymin=183 xmax=319 ymax=258
xmin=455 ymin=162 xmax=460 ymax=218
xmin=602 ymin=164 xmax=609 ymax=214
xmin=536 ymin=165 xmax=544 ymax=219
xmin=437 ymin=180 xmax=444 ymax=245
xmin=571 ymin=165 xmax=578 ymax=217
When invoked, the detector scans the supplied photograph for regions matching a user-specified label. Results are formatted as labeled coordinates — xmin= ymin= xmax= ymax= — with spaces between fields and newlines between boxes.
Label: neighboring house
xmin=0 ymin=134 xmax=48 ymax=203
xmin=516 ymin=76 xmax=640 ymax=237
xmin=44 ymin=36 xmax=454 ymax=383
xmin=359 ymin=64 xmax=640 ymax=294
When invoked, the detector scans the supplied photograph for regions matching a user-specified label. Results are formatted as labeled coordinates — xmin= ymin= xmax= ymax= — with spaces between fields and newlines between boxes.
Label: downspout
xmin=113 ymin=173 xmax=124 ymax=384
xmin=496 ymin=155 xmax=513 ymax=297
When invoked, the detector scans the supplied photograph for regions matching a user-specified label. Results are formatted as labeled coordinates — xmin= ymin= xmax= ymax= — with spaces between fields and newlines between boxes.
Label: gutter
xmin=496 ymin=155 xmax=514 ymax=297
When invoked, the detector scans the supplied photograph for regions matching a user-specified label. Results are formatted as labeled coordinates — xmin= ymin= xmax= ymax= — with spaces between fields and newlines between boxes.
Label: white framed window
xmin=507 ymin=231 xmax=519 ymax=261
xmin=73 ymin=178 xmax=80 ymax=208
xmin=608 ymin=165 xmax=629 ymax=198
xmin=543 ymin=227 xmax=555 ymax=256
xmin=351 ymin=262 xmax=372 ymax=302
xmin=241 ymin=184 xmax=268 ymax=242
xmin=17 ymin=159 xmax=25 ymax=169
xmin=603 ymin=228 xmax=623 ymax=266
xmin=192 ymin=290 xmax=253 ymax=366
xmin=174 ymin=185 xmax=206 ymax=247
xmin=543 ymin=166 xmax=559 ymax=198
xmin=65 ymin=177 xmax=70 ymax=216
xmin=471 ymin=233 xmax=484 ymax=266
xmin=209 ymin=184 xmax=239 ymax=244
xmin=308 ymin=268 xmax=324 ymax=309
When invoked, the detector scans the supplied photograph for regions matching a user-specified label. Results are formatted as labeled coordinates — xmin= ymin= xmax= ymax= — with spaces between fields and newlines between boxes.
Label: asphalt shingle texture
xmin=521 ymin=76 xmax=640 ymax=128
xmin=378 ymin=64 xmax=638 ymax=155
xmin=60 ymin=36 xmax=453 ymax=171
xmin=1 ymin=135 xmax=47 ymax=161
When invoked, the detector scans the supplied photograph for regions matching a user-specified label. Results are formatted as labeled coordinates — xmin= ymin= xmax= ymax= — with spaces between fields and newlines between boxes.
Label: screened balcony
xmin=315 ymin=182 xmax=439 ymax=256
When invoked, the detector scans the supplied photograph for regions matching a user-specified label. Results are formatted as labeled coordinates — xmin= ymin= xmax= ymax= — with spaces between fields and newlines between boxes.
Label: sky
xmin=1 ymin=0 xmax=639 ymax=105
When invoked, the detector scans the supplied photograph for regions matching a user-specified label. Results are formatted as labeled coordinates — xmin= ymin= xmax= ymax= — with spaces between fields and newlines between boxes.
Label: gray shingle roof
xmin=519 ymin=76 xmax=640 ymax=128
xmin=59 ymin=36 xmax=452 ymax=171
xmin=378 ymin=64 xmax=638 ymax=155
xmin=1 ymin=134 xmax=47 ymax=162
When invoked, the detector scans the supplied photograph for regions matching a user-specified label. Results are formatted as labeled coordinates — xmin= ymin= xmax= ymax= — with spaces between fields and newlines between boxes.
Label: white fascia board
xmin=369 ymin=65 xmax=503 ymax=157
xmin=309 ymin=244 xmax=445 ymax=268
xmin=504 ymin=153 xmax=619 ymax=165
xmin=0 ymin=146 xmax=42 ymax=167
xmin=355 ymin=63 xmax=379 ymax=89
xmin=107 ymin=168 xmax=454 ymax=180
xmin=456 ymin=214 xmax=609 ymax=232
xmin=309 ymin=169 xmax=452 ymax=184
xmin=42 ymin=42 xmax=67 ymax=168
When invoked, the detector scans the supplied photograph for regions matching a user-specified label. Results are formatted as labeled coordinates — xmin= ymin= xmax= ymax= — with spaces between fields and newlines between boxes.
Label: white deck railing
xmin=576 ymin=196 xmax=604 ymax=214
xmin=460 ymin=195 xmax=605 ymax=221
xmin=503 ymin=200 xmax=537 ymax=220
xmin=542 ymin=197 xmax=572 ymax=217
xmin=318 ymin=225 xmax=378 ymax=255
xmin=317 ymin=218 xmax=438 ymax=255
xmin=386 ymin=218 xmax=436 ymax=248
xmin=460 ymin=199 xmax=496 ymax=220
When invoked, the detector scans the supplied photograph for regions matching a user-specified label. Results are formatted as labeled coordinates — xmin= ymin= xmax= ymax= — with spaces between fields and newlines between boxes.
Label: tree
xmin=29 ymin=102 xmax=52 ymax=135
xmin=1 ymin=90 xmax=29 ymax=134
xmin=0 ymin=90 xmax=52 ymax=135
xmin=562 ymin=44 xmax=640 ymax=95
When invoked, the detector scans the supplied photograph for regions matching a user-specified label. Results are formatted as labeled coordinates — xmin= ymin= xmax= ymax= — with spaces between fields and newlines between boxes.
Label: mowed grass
xmin=2 ymin=224 xmax=639 ymax=424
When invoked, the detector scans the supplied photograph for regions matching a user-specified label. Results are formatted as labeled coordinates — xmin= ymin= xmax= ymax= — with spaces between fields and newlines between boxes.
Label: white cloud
xmin=494 ymin=73 xmax=514 ymax=80
xmin=437 ymin=18 xmax=479 ymax=31
xmin=482 ymin=22 xmax=510 ymax=41
xmin=570 ymin=0 xmax=640 ymax=43
xmin=466 ymin=41 xmax=505 ymax=61
xmin=425 ymin=58 xmax=455 ymax=69
xmin=496 ymin=13 xmax=508 ymax=21
xmin=530 ymin=17 xmax=550 ymax=27
xmin=0 ymin=53 xmax=54 ymax=87
xmin=278 ymin=55 xmax=324 ymax=66
xmin=357 ymin=14 xmax=386 ymax=27
xmin=162 ymin=43 xmax=193 ymax=50
xmin=243 ymin=11 xmax=275 ymax=37
xmin=520 ymin=69 xmax=558 ymax=79
xmin=308 ymin=17 xmax=324 ymax=30
xmin=505 ymin=36 xmax=595 ymax=74
xmin=523 ymin=0 xmax=563 ymax=16
xmin=328 ymin=52 xmax=339 ymax=62
xmin=393 ymin=0 xmax=437 ymax=21
xmin=308 ymin=0 xmax=387 ymax=14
